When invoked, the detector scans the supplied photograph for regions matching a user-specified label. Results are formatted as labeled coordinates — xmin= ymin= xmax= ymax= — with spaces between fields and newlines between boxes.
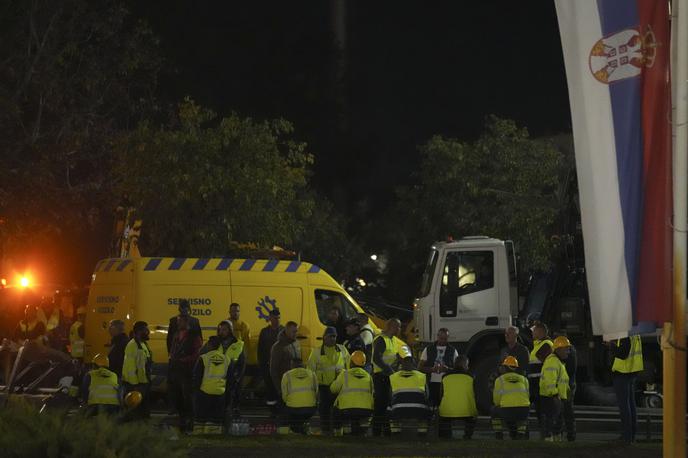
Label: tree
xmin=380 ymin=116 xmax=566 ymax=304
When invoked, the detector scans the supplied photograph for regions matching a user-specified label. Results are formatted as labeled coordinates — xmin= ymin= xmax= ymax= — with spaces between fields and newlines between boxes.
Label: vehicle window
xmin=314 ymin=289 xmax=358 ymax=325
xmin=439 ymin=251 xmax=494 ymax=317
xmin=418 ymin=249 xmax=438 ymax=298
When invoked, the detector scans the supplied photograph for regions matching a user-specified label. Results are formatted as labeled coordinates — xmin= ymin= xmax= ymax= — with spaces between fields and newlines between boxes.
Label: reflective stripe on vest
xmin=200 ymin=350 xmax=230 ymax=395
xmin=373 ymin=335 xmax=396 ymax=373
xmin=539 ymin=354 xmax=568 ymax=399
xmin=311 ymin=344 xmax=345 ymax=385
xmin=88 ymin=369 xmax=119 ymax=406
xmin=284 ymin=369 xmax=317 ymax=408
xmin=70 ymin=321 xmax=84 ymax=357
xmin=336 ymin=369 xmax=373 ymax=410
xmin=122 ymin=339 xmax=151 ymax=385
xmin=612 ymin=335 xmax=644 ymax=374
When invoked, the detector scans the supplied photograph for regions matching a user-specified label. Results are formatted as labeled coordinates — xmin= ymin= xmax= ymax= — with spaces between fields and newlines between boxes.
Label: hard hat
xmin=92 ymin=353 xmax=109 ymax=368
xmin=553 ymin=335 xmax=571 ymax=350
xmin=124 ymin=391 xmax=142 ymax=409
xmin=350 ymin=351 xmax=366 ymax=367
xmin=501 ymin=356 xmax=519 ymax=368
xmin=76 ymin=306 xmax=86 ymax=315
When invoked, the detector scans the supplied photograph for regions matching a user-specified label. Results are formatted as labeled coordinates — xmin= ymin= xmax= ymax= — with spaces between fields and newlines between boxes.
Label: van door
xmin=436 ymin=249 xmax=499 ymax=342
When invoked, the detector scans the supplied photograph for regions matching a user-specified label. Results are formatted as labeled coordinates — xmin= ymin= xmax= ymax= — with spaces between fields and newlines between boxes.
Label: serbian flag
xmin=555 ymin=0 xmax=672 ymax=338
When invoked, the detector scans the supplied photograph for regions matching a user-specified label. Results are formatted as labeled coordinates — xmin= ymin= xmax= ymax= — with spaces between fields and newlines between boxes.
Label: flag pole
xmin=667 ymin=0 xmax=688 ymax=455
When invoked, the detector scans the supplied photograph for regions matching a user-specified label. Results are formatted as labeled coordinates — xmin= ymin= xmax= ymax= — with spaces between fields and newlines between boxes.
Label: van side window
xmin=314 ymin=289 xmax=357 ymax=325
xmin=439 ymin=251 xmax=494 ymax=317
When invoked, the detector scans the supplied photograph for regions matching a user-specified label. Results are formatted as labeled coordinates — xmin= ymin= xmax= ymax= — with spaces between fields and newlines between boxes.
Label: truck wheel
xmin=473 ymin=352 xmax=499 ymax=414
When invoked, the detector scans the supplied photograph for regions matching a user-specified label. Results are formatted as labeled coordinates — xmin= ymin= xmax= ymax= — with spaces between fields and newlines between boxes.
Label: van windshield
xmin=418 ymin=249 xmax=438 ymax=298
xmin=314 ymin=289 xmax=358 ymax=325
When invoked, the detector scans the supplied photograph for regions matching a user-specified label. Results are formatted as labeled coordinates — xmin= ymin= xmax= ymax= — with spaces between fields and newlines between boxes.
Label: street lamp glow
xmin=370 ymin=254 xmax=378 ymax=261
xmin=20 ymin=276 xmax=29 ymax=288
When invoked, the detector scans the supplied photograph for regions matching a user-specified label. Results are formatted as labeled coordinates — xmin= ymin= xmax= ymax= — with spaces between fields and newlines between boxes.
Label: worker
xmin=168 ymin=314 xmax=202 ymax=432
xmin=167 ymin=299 xmax=202 ymax=353
xmin=437 ymin=355 xmax=477 ymax=439
xmin=372 ymin=318 xmax=401 ymax=436
xmin=528 ymin=321 xmax=553 ymax=436
xmin=107 ymin=319 xmax=129 ymax=378
xmin=343 ymin=318 xmax=366 ymax=361
xmin=330 ymin=350 xmax=374 ymax=436
xmin=81 ymin=353 xmax=121 ymax=417
xmin=307 ymin=326 xmax=349 ymax=434
xmin=41 ymin=296 xmax=63 ymax=350
xmin=610 ymin=334 xmax=644 ymax=444
xmin=326 ymin=306 xmax=346 ymax=345
xmin=491 ymin=356 xmax=530 ymax=440
xmin=122 ymin=321 xmax=153 ymax=419
xmin=14 ymin=304 xmax=47 ymax=345
xmin=68 ymin=307 xmax=86 ymax=360
xmin=554 ymin=332 xmax=577 ymax=441
xmin=193 ymin=336 xmax=230 ymax=434
xmin=258 ymin=308 xmax=283 ymax=413
xmin=539 ymin=336 xmax=570 ymax=441
xmin=217 ymin=320 xmax=245 ymax=415
xmin=228 ymin=302 xmax=250 ymax=358
xmin=269 ymin=321 xmax=301 ymax=400
xmin=279 ymin=359 xmax=318 ymax=434
xmin=357 ymin=313 xmax=375 ymax=364
xmin=389 ymin=356 xmax=430 ymax=436
xmin=499 ymin=326 xmax=529 ymax=376
xmin=418 ymin=328 xmax=458 ymax=408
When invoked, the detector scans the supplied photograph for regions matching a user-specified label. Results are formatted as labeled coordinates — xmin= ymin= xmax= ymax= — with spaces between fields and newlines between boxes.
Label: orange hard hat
xmin=92 ymin=353 xmax=109 ymax=368
xmin=553 ymin=336 xmax=571 ymax=350
xmin=124 ymin=391 xmax=142 ymax=409
xmin=350 ymin=351 xmax=366 ymax=367
xmin=501 ymin=356 xmax=519 ymax=368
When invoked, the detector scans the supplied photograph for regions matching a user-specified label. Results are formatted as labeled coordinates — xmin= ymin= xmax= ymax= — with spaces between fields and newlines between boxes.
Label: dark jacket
xmin=258 ymin=324 xmax=284 ymax=368
xmin=269 ymin=330 xmax=301 ymax=393
xmin=499 ymin=342 xmax=530 ymax=376
xmin=327 ymin=317 xmax=347 ymax=345
xmin=564 ymin=344 xmax=577 ymax=389
xmin=108 ymin=333 xmax=129 ymax=378
xmin=344 ymin=333 xmax=366 ymax=356
xmin=169 ymin=329 xmax=202 ymax=373
xmin=166 ymin=315 xmax=202 ymax=353
xmin=421 ymin=342 xmax=459 ymax=382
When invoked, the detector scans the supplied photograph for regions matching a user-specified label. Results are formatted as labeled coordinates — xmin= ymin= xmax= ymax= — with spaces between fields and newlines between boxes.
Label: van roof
xmin=93 ymin=257 xmax=322 ymax=274
xmin=432 ymin=237 xmax=504 ymax=250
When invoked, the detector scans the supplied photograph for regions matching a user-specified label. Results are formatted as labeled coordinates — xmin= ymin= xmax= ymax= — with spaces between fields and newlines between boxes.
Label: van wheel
xmin=473 ymin=352 xmax=499 ymax=414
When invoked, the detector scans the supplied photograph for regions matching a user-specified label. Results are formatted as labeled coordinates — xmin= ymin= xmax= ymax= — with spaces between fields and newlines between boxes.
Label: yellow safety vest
xmin=539 ymin=354 xmax=569 ymax=399
xmin=331 ymin=367 xmax=373 ymax=410
xmin=224 ymin=340 xmax=245 ymax=362
xmin=390 ymin=370 xmax=427 ymax=410
xmin=394 ymin=336 xmax=412 ymax=359
xmin=69 ymin=321 xmax=84 ymax=357
xmin=439 ymin=373 xmax=477 ymax=418
xmin=46 ymin=311 xmax=60 ymax=332
xmin=200 ymin=350 xmax=230 ymax=395
xmin=281 ymin=367 xmax=318 ymax=408
xmin=19 ymin=320 xmax=45 ymax=345
xmin=122 ymin=339 xmax=151 ymax=385
xmin=308 ymin=344 xmax=347 ymax=386
xmin=493 ymin=372 xmax=530 ymax=408
xmin=612 ymin=335 xmax=644 ymax=374
xmin=373 ymin=335 xmax=397 ymax=374
xmin=88 ymin=368 xmax=120 ymax=406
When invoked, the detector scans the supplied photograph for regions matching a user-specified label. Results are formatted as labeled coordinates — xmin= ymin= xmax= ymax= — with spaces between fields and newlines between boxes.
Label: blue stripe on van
xmin=286 ymin=261 xmax=301 ymax=272
xmin=95 ymin=260 xmax=106 ymax=272
xmin=169 ymin=258 xmax=186 ymax=270
xmin=193 ymin=259 xmax=210 ymax=270
xmin=263 ymin=259 xmax=279 ymax=272
xmin=144 ymin=259 xmax=162 ymax=271
xmin=116 ymin=260 xmax=131 ymax=272
xmin=240 ymin=259 xmax=256 ymax=271
xmin=308 ymin=265 xmax=321 ymax=273
xmin=103 ymin=259 xmax=118 ymax=272
xmin=216 ymin=258 xmax=233 ymax=270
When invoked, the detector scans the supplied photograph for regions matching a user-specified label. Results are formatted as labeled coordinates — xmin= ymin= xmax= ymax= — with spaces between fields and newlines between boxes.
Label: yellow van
xmin=84 ymin=257 xmax=375 ymax=382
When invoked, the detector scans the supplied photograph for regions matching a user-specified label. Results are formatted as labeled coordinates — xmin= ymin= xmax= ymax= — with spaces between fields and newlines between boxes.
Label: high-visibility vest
xmin=122 ymin=339 xmax=151 ymax=385
xmin=493 ymin=372 xmax=530 ymax=408
xmin=331 ymin=367 xmax=373 ymax=410
xmin=88 ymin=368 xmax=120 ymax=406
xmin=224 ymin=340 xmax=245 ymax=363
xmin=373 ymin=335 xmax=397 ymax=374
xmin=394 ymin=336 xmax=412 ymax=359
xmin=539 ymin=354 xmax=569 ymax=399
xmin=69 ymin=321 xmax=84 ymax=357
xmin=390 ymin=370 xmax=427 ymax=410
xmin=19 ymin=320 xmax=45 ymax=345
xmin=612 ymin=335 xmax=644 ymax=374
xmin=46 ymin=311 xmax=60 ymax=332
xmin=438 ymin=372 xmax=477 ymax=418
xmin=308 ymin=344 xmax=347 ymax=386
xmin=281 ymin=368 xmax=318 ymax=408
xmin=528 ymin=339 xmax=553 ymax=379
xmin=200 ymin=350 xmax=230 ymax=395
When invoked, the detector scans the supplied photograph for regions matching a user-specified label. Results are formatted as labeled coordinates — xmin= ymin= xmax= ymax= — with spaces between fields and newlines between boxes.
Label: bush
xmin=0 ymin=400 xmax=185 ymax=458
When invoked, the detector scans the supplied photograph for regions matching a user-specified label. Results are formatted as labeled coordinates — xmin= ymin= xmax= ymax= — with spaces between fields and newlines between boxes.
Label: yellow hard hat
xmin=553 ymin=335 xmax=571 ymax=350
xmin=124 ymin=391 xmax=142 ymax=409
xmin=350 ymin=350 xmax=366 ymax=367
xmin=501 ymin=356 xmax=519 ymax=368
xmin=76 ymin=307 xmax=86 ymax=315
xmin=92 ymin=353 xmax=109 ymax=368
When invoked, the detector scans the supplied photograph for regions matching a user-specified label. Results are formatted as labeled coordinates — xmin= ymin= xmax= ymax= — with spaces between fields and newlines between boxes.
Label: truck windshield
xmin=418 ymin=249 xmax=438 ymax=298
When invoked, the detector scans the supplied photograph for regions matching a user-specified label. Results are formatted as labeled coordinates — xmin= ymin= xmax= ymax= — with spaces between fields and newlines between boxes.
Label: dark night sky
xmin=127 ymin=1 xmax=572 ymax=215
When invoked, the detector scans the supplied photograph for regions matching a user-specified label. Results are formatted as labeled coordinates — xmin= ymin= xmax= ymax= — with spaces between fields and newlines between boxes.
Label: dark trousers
xmin=613 ymin=373 xmax=637 ymax=442
xmin=438 ymin=416 xmax=476 ymax=439
xmin=555 ymin=385 xmax=576 ymax=440
xmin=528 ymin=375 xmax=543 ymax=435
xmin=168 ymin=367 xmax=193 ymax=431
xmin=333 ymin=408 xmax=373 ymax=436
xmin=194 ymin=391 xmax=226 ymax=424
xmin=428 ymin=382 xmax=441 ymax=408
xmin=227 ymin=379 xmax=242 ymax=411
xmin=491 ymin=406 xmax=529 ymax=439
xmin=390 ymin=406 xmax=431 ymax=434
xmin=372 ymin=373 xmax=391 ymax=436
xmin=282 ymin=406 xmax=317 ymax=434
xmin=540 ymin=396 xmax=561 ymax=439
xmin=263 ymin=366 xmax=278 ymax=409
xmin=318 ymin=385 xmax=336 ymax=432
xmin=123 ymin=383 xmax=150 ymax=421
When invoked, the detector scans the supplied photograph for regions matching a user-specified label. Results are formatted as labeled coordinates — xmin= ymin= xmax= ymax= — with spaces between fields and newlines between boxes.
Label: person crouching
xmin=491 ymin=356 xmax=530 ymax=440
xmin=279 ymin=359 xmax=318 ymax=434
xmin=193 ymin=336 xmax=230 ymax=434
xmin=437 ymin=355 xmax=477 ymax=439
xmin=81 ymin=353 xmax=121 ymax=417
xmin=330 ymin=350 xmax=374 ymax=436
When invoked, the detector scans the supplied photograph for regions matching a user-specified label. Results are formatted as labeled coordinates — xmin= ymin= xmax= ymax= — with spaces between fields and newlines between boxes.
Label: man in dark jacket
xmin=258 ymin=308 xmax=283 ymax=411
xmin=344 ymin=318 xmax=366 ymax=356
xmin=269 ymin=321 xmax=301 ymax=398
xmin=167 ymin=299 xmax=202 ymax=353
xmin=168 ymin=315 xmax=202 ymax=432
xmin=499 ymin=326 xmax=530 ymax=376
xmin=107 ymin=319 xmax=129 ymax=378
xmin=326 ymin=306 xmax=347 ymax=345
xmin=418 ymin=328 xmax=458 ymax=407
